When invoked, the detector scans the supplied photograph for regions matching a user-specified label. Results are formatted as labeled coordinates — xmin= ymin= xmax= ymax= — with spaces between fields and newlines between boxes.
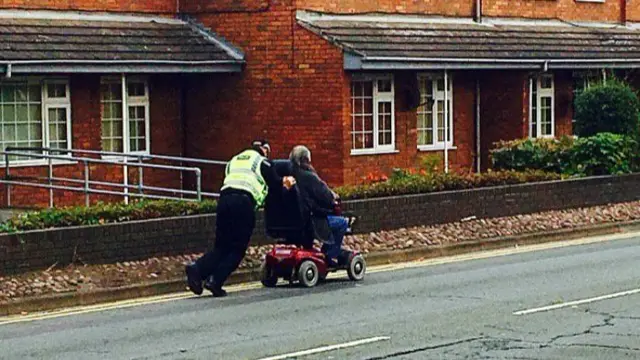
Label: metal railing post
xmin=4 ymin=152 xmax=10 ymax=207
xmin=196 ymin=168 xmax=202 ymax=201
xmin=83 ymin=160 xmax=90 ymax=206
xmin=138 ymin=155 xmax=144 ymax=195
xmin=48 ymin=153 xmax=53 ymax=208
xmin=123 ymin=156 xmax=129 ymax=205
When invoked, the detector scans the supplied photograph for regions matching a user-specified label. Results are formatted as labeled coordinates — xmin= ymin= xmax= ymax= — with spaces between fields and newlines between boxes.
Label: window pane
xmin=101 ymin=121 xmax=111 ymax=138
xmin=112 ymin=139 xmax=123 ymax=152
xmin=350 ymin=80 xmax=375 ymax=150
xmin=127 ymin=82 xmax=146 ymax=97
xmin=0 ymin=82 xmax=45 ymax=158
xmin=377 ymin=79 xmax=392 ymax=93
xmin=100 ymin=80 xmax=124 ymax=152
xmin=436 ymin=100 xmax=444 ymax=142
xmin=128 ymin=105 xmax=147 ymax=152
xmin=16 ymin=87 xmax=27 ymax=102
xmin=112 ymin=120 xmax=123 ymax=137
xmin=2 ymin=104 xmax=15 ymax=122
xmin=48 ymin=108 xmax=68 ymax=149
xmin=47 ymin=83 xmax=66 ymax=98
xmin=378 ymin=102 xmax=392 ymax=146
xmin=417 ymin=78 xmax=435 ymax=147
xmin=540 ymin=75 xmax=553 ymax=89
xmin=28 ymin=85 xmax=41 ymax=102
xmin=2 ymin=86 xmax=15 ymax=102
xmin=29 ymin=105 xmax=41 ymax=121
xmin=540 ymin=97 xmax=553 ymax=136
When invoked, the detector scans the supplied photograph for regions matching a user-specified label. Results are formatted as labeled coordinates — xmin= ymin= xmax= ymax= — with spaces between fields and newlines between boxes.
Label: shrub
xmin=0 ymin=199 xmax=218 ymax=234
xmin=490 ymin=136 xmax=574 ymax=173
xmin=568 ymin=132 xmax=638 ymax=176
xmin=574 ymin=80 xmax=640 ymax=138
xmin=335 ymin=170 xmax=561 ymax=200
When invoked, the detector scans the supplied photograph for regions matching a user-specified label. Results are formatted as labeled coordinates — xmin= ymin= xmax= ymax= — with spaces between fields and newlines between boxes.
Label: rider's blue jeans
xmin=322 ymin=215 xmax=348 ymax=265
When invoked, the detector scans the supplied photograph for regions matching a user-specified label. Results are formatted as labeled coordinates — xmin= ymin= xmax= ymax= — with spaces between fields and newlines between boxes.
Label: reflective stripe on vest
xmin=221 ymin=150 xmax=268 ymax=207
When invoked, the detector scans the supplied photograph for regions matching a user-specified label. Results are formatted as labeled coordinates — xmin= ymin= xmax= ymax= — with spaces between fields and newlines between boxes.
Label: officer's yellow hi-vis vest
xmin=221 ymin=149 xmax=268 ymax=207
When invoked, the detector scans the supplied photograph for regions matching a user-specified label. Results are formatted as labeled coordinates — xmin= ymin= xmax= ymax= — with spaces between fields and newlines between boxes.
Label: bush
xmin=0 ymin=199 xmax=218 ymax=234
xmin=335 ymin=170 xmax=562 ymax=200
xmin=490 ymin=136 xmax=574 ymax=173
xmin=574 ymin=80 xmax=640 ymax=138
xmin=569 ymin=133 xmax=638 ymax=176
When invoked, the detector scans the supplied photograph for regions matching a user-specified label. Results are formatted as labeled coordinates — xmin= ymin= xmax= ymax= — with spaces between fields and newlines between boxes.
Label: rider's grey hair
xmin=289 ymin=145 xmax=311 ymax=166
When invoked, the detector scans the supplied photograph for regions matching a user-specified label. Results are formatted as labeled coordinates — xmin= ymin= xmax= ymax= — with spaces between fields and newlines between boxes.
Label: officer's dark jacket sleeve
xmin=260 ymin=159 xmax=283 ymax=189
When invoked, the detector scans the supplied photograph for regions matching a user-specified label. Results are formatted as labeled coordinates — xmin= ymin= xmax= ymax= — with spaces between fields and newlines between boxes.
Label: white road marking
xmin=513 ymin=288 xmax=640 ymax=315
xmin=1 ymin=230 xmax=638 ymax=325
xmin=255 ymin=336 xmax=390 ymax=360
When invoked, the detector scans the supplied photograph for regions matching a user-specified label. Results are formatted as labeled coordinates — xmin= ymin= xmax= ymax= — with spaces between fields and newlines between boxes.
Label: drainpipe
xmin=475 ymin=0 xmax=482 ymax=23
xmin=444 ymin=69 xmax=449 ymax=173
xmin=4 ymin=63 xmax=11 ymax=78
xmin=476 ymin=78 xmax=481 ymax=173
xmin=621 ymin=0 xmax=627 ymax=26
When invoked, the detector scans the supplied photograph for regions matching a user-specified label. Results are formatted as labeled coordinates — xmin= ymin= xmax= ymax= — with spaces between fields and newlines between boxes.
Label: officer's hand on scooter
xmin=283 ymin=176 xmax=296 ymax=190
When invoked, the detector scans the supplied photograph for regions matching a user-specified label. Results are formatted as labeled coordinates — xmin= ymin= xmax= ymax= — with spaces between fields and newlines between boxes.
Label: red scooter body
xmin=263 ymin=246 xmax=329 ymax=283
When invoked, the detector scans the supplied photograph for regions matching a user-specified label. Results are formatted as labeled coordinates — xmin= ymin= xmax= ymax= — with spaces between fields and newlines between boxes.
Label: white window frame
xmin=100 ymin=75 xmax=150 ymax=157
xmin=350 ymin=74 xmax=396 ymax=155
xmin=417 ymin=73 xmax=454 ymax=151
xmin=529 ymin=74 xmax=555 ymax=139
xmin=0 ymin=77 xmax=73 ymax=166
xmin=43 ymin=80 xmax=73 ymax=154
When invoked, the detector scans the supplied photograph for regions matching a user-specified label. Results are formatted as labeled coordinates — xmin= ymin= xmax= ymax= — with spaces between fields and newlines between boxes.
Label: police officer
xmin=185 ymin=140 xmax=294 ymax=297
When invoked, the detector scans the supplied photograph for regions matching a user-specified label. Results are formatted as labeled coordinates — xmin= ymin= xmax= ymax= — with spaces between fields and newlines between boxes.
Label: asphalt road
xmin=2 ymin=235 xmax=640 ymax=360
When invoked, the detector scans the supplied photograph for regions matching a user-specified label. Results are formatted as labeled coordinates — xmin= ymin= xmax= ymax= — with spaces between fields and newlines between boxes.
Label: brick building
xmin=1 ymin=0 xmax=639 ymax=207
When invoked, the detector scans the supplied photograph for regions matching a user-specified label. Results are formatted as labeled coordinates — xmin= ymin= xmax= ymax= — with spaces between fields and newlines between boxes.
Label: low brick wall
xmin=2 ymin=173 xmax=640 ymax=275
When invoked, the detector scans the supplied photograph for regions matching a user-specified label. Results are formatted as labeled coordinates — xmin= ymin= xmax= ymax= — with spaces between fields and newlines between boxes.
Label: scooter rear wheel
xmin=347 ymin=254 xmax=366 ymax=281
xmin=298 ymin=260 xmax=319 ymax=288
xmin=260 ymin=263 xmax=278 ymax=288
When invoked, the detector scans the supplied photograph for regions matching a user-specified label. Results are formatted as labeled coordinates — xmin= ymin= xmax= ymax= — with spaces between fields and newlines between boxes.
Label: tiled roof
xmin=297 ymin=10 xmax=640 ymax=70
xmin=0 ymin=11 xmax=244 ymax=73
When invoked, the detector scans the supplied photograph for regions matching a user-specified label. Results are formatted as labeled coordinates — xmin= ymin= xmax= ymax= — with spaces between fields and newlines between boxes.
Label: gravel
xmin=2 ymin=200 xmax=640 ymax=303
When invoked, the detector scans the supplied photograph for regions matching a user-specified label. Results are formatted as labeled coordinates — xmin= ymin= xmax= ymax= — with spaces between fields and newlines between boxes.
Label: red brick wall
xmin=0 ymin=75 xmax=184 ymax=208
xmin=554 ymin=70 xmax=574 ymax=137
xmin=480 ymin=71 xmax=528 ymax=170
xmin=628 ymin=0 xmax=640 ymax=22
xmin=184 ymin=0 xmax=623 ymax=22
xmin=482 ymin=0 xmax=622 ymax=22
xmin=184 ymin=1 xmax=347 ymax=188
xmin=296 ymin=0 xmax=473 ymax=17
xmin=342 ymin=71 xmax=476 ymax=185
xmin=0 ymin=0 xmax=176 ymax=13
xmin=180 ymin=0 xmax=268 ymax=12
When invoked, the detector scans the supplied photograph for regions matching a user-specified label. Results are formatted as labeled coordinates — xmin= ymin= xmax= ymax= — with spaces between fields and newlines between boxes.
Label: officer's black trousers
xmin=195 ymin=192 xmax=255 ymax=287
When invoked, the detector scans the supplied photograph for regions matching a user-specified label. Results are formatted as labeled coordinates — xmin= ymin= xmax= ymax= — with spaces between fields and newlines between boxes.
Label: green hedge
xmin=491 ymin=133 xmax=638 ymax=176
xmin=574 ymin=80 xmax=640 ymax=138
xmin=334 ymin=170 xmax=562 ymax=200
xmin=490 ymin=137 xmax=574 ymax=173
xmin=0 ymin=199 xmax=218 ymax=234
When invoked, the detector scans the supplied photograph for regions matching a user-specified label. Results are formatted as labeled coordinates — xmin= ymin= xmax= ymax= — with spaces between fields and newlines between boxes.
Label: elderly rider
xmin=288 ymin=145 xmax=348 ymax=267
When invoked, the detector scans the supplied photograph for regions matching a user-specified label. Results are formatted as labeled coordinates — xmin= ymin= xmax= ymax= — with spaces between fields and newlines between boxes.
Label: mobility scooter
xmin=260 ymin=160 xmax=366 ymax=288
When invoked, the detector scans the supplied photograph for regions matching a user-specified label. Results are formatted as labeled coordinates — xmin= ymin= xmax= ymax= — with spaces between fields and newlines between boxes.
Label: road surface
xmin=1 ymin=234 xmax=640 ymax=359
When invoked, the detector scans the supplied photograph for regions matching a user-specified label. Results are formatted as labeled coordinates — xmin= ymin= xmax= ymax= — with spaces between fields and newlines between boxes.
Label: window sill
xmin=350 ymin=149 xmax=400 ymax=156
xmin=418 ymin=145 xmax=457 ymax=152
xmin=0 ymin=159 xmax=77 ymax=168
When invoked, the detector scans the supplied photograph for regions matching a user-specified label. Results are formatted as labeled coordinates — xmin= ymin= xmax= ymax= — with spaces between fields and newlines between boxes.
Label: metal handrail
xmin=0 ymin=147 xmax=226 ymax=207
xmin=5 ymin=147 xmax=228 ymax=165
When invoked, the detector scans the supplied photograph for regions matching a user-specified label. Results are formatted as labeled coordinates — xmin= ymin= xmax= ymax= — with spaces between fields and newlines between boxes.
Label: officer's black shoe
xmin=185 ymin=264 xmax=203 ymax=295
xmin=204 ymin=276 xmax=227 ymax=298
